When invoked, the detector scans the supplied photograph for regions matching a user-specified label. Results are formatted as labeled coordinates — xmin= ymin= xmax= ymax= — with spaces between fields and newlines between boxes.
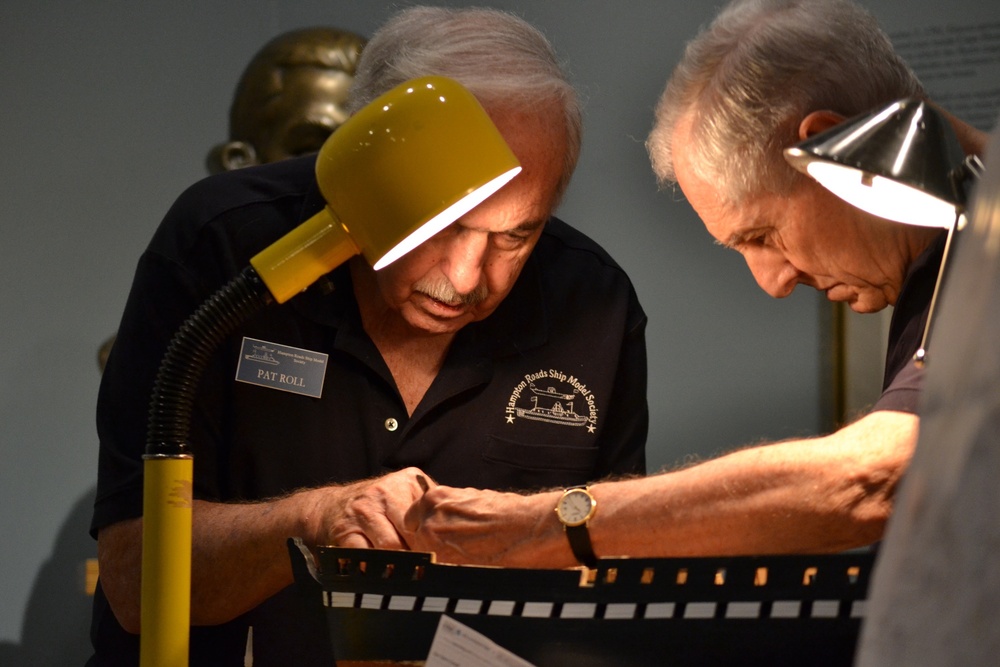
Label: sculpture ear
xmin=205 ymin=141 xmax=259 ymax=173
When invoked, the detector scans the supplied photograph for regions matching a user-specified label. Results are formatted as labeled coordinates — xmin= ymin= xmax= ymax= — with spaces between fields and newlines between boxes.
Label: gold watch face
xmin=557 ymin=488 xmax=595 ymax=526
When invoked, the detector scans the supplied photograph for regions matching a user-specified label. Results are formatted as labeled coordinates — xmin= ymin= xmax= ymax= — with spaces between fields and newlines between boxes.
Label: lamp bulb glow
xmin=805 ymin=161 xmax=959 ymax=229
xmin=372 ymin=166 xmax=522 ymax=270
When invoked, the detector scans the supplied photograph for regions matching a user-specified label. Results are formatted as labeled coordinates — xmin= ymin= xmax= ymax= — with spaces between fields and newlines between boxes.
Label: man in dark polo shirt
xmin=87 ymin=7 xmax=647 ymax=666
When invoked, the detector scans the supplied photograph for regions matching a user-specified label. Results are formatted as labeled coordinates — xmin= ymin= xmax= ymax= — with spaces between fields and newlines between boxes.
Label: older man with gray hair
xmin=403 ymin=0 xmax=985 ymax=569
xmin=88 ymin=7 xmax=647 ymax=665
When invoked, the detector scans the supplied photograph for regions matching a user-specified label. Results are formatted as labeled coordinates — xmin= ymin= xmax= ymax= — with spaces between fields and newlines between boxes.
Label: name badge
xmin=235 ymin=337 xmax=328 ymax=398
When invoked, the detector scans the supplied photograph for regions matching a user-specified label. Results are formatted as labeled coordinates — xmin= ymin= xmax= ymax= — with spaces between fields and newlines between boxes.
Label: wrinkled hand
xmin=400 ymin=484 xmax=570 ymax=568
xmin=306 ymin=467 xmax=432 ymax=550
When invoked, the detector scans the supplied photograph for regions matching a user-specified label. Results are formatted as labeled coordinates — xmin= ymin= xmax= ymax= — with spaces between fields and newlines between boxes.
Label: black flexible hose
xmin=145 ymin=266 xmax=273 ymax=457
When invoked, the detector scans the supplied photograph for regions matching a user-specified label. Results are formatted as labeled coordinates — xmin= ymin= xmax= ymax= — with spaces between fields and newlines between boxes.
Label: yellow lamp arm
xmin=250 ymin=208 xmax=361 ymax=304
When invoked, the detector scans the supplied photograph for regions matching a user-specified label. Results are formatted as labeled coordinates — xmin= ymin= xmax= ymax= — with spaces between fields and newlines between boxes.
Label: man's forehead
xmin=456 ymin=190 xmax=551 ymax=232
xmin=698 ymin=189 xmax=775 ymax=246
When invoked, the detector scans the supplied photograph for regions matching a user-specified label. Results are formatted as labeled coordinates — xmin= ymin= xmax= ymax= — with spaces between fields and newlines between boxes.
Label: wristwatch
xmin=555 ymin=485 xmax=598 ymax=568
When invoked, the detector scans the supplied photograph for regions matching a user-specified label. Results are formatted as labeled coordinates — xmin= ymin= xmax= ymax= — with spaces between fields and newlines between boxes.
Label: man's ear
xmin=797 ymin=110 xmax=846 ymax=140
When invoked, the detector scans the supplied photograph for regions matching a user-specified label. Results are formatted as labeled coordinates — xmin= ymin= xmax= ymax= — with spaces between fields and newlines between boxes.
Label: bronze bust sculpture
xmin=206 ymin=26 xmax=367 ymax=173
xmin=102 ymin=27 xmax=367 ymax=369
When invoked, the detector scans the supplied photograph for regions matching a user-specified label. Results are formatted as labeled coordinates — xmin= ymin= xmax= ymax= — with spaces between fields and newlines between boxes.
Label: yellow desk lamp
xmin=139 ymin=75 xmax=521 ymax=667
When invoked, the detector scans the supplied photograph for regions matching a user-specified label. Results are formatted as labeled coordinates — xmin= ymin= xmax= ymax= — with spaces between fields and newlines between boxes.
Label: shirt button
xmin=384 ymin=418 xmax=399 ymax=432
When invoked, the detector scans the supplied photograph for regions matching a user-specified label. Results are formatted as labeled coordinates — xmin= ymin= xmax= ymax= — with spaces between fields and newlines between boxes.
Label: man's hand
xmin=306 ymin=467 xmax=432 ymax=550
xmin=400 ymin=484 xmax=574 ymax=568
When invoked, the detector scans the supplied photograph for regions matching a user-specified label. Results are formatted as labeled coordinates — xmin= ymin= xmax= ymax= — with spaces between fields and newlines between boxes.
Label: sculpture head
xmin=207 ymin=26 xmax=367 ymax=173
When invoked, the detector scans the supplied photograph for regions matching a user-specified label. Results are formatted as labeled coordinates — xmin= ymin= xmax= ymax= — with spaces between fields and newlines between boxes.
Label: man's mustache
xmin=414 ymin=279 xmax=488 ymax=306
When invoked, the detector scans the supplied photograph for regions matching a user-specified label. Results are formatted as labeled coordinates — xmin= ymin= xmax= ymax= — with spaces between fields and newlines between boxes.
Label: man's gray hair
xmin=349 ymin=6 xmax=582 ymax=202
xmin=646 ymin=0 xmax=924 ymax=205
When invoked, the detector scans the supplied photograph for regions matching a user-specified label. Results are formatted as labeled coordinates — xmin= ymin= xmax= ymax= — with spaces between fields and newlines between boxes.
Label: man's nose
xmin=443 ymin=230 xmax=488 ymax=294
xmin=747 ymin=255 xmax=799 ymax=299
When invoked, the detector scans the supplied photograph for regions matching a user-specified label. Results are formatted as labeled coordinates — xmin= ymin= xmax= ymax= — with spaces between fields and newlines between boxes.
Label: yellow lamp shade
xmin=251 ymin=75 xmax=522 ymax=303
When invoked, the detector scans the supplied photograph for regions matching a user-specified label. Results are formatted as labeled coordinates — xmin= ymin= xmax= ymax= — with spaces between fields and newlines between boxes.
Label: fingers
xmin=319 ymin=468 xmax=434 ymax=551
xmin=346 ymin=508 xmax=408 ymax=551
xmin=415 ymin=474 xmax=431 ymax=493
xmin=402 ymin=494 xmax=426 ymax=533
xmin=336 ymin=532 xmax=374 ymax=549
xmin=400 ymin=485 xmax=487 ymax=556
xmin=400 ymin=487 xmax=559 ymax=567
xmin=414 ymin=471 xmax=439 ymax=494
xmin=399 ymin=486 xmax=449 ymax=546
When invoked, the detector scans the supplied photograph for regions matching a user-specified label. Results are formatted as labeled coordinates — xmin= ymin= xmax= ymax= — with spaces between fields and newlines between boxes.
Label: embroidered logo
xmin=505 ymin=369 xmax=598 ymax=433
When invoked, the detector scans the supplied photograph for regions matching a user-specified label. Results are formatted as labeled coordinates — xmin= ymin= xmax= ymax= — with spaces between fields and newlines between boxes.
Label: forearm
xmin=189 ymin=494 xmax=317 ymax=625
xmin=98 ymin=494 xmax=316 ymax=632
xmin=99 ymin=468 xmax=427 ymax=632
xmin=589 ymin=411 xmax=918 ymax=557
xmin=589 ymin=465 xmax=850 ymax=558
xmin=407 ymin=411 xmax=917 ymax=567
xmin=191 ymin=475 xmax=422 ymax=621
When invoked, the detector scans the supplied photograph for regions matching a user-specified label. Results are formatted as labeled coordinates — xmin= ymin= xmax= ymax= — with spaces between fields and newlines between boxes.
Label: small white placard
xmin=425 ymin=614 xmax=537 ymax=667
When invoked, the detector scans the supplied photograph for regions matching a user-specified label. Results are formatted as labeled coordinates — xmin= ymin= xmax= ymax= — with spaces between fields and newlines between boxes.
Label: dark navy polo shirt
xmin=873 ymin=231 xmax=946 ymax=413
xmin=89 ymin=155 xmax=648 ymax=665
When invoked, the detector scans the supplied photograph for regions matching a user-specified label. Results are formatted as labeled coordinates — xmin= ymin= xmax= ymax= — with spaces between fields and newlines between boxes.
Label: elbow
xmin=845 ymin=505 xmax=892 ymax=546
xmin=108 ymin=590 xmax=142 ymax=636
xmin=96 ymin=520 xmax=143 ymax=635
xmin=96 ymin=565 xmax=142 ymax=635
xmin=832 ymin=409 xmax=918 ymax=543
xmin=839 ymin=467 xmax=904 ymax=544
xmin=95 ymin=514 xmax=246 ymax=632
xmin=189 ymin=595 xmax=246 ymax=627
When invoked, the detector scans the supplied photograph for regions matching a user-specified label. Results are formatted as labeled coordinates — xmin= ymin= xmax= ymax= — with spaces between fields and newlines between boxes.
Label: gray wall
xmin=1 ymin=1 xmax=996 ymax=662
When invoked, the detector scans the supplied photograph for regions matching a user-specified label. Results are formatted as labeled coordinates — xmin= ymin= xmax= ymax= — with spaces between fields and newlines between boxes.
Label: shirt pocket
xmin=481 ymin=435 xmax=599 ymax=491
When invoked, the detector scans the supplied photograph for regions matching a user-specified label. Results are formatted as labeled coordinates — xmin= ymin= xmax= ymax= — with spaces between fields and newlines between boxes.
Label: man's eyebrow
xmin=456 ymin=216 xmax=548 ymax=234
xmin=717 ymin=227 xmax=765 ymax=250
xmin=509 ymin=218 xmax=547 ymax=233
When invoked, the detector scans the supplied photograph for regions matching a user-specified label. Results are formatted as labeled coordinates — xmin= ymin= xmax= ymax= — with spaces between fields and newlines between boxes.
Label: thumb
xmin=402 ymin=492 xmax=431 ymax=534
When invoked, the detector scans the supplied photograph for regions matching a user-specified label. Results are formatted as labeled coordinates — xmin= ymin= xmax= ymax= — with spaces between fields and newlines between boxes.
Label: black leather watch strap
xmin=565 ymin=523 xmax=598 ymax=568
xmin=557 ymin=485 xmax=598 ymax=568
